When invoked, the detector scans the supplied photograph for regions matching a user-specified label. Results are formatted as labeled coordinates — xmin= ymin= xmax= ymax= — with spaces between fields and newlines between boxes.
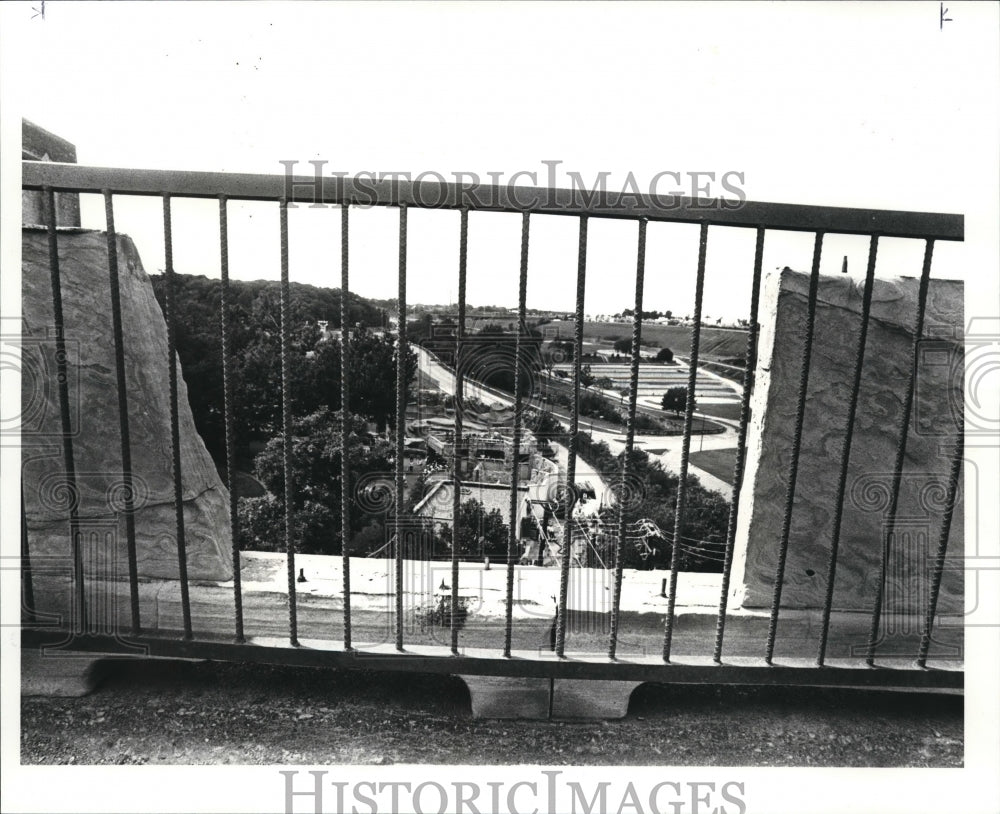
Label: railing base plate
xmin=551 ymin=679 xmax=643 ymax=720
xmin=21 ymin=649 xmax=110 ymax=698
xmin=458 ymin=676 xmax=644 ymax=719
xmin=459 ymin=675 xmax=551 ymax=719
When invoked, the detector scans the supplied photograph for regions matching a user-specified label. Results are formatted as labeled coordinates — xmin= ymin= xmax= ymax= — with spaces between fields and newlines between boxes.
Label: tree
xmin=580 ymin=364 xmax=595 ymax=389
xmin=150 ymin=272 xmax=395 ymax=464
xmin=661 ymin=386 xmax=690 ymax=415
xmin=448 ymin=499 xmax=509 ymax=557
xmin=613 ymin=338 xmax=632 ymax=354
xmin=345 ymin=333 xmax=418 ymax=431
xmin=574 ymin=435 xmax=728 ymax=573
xmin=238 ymin=408 xmax=394 ymax=555
xmin=655 ymin=347 xmax=674 ymax=363
xmin=545 ymin=339 xmax=575 ymax=367
xmin=527 ymin=409 xmax=565 ymax=445
xmin=578 ymin=391 xmax=608 ymax=420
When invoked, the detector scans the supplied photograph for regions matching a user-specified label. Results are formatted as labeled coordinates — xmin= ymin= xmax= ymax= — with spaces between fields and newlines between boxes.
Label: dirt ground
xmin=20 ymin=660 xmax=962 ymax=767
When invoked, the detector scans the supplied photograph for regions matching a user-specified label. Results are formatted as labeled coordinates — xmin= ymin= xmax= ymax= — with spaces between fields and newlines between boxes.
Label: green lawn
xmin=694 ymin=402 xmax=743 ymax=421
xmin=583 ymin=321 xmax=749 ymax=360
xmin=688 ymin=447 xmax=737 ymax=487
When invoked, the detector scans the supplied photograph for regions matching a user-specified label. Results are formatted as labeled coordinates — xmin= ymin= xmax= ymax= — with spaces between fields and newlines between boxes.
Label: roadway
xmin=414 ymin=345 xmax=736 ymax=497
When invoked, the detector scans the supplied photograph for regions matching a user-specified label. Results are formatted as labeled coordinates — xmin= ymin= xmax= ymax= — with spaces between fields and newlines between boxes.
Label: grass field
xmin=692 ymin=401 xmax=743 ymax=421
xmin=688 ymin=448 xmax=737 ymax=487
xmin=582 ymin=321 xmax=749 ymax=360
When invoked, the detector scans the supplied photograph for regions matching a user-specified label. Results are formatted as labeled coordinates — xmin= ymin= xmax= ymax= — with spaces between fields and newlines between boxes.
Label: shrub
xmin=633 ymin=412 xmax=662 ymax=433
xmin=661 ymin=386 xmax=689 ymax=415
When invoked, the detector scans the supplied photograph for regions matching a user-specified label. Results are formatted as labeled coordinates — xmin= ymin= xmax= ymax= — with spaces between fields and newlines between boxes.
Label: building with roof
xmin=413 ymin=480 xmax=529 ymax=534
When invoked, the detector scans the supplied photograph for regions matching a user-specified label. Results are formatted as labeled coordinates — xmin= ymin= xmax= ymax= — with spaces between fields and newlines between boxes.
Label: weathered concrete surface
xmin=459 ymin=676 xmax=551 ymax=719
xmin=26 ymin=553 xmax=963 ymax=662
xmin=22 ymin=119 xmax=81 ymax=228
xmin=551 ymin=679 xmax=642 ymax=719
xmin=733 ymin=268 xmax=963 ymax=615
xmin=21 ymin=227 xmax=233 ymax=581
xmin=21 ymin=649 xmax=109 ymax=697
xmin=460 ymin=678 xmax=643 ymax=720
xmin=21 ymin=649 xmax=206 ymax=697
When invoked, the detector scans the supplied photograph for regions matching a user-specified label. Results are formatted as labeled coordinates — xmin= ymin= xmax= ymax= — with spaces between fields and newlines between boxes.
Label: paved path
xmin=551 ymin=441 xmax=611 ymax=507
xmin=415 ymin=345 xmax=504 ymax=403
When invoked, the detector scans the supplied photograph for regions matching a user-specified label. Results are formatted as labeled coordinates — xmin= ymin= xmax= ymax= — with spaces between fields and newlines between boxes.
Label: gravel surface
xmin=20 ymin=660 xmax=962 ymax=767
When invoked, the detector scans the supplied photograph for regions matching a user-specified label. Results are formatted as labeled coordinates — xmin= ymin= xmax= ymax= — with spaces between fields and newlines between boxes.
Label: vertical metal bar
xmin=218 ymin=195 xmax=245 ymax=643
xmin=340 ymin=203 xmax=353 ymax=651
xmin=278 ymin=198 xmax=299 ymax=647
xmin=21 ymin=487 xmax=36 ymax=623
xmin=504 ymin=211 xmax=530 ymax=658
xmin=44 ymin=187 xmax=86 ymax=632
xmin=866 ymin=239 xmax=936 ymax=666
xmin=395 ymin=205 xmax=408 ymax=652
xmin=162 ymin=195 xmax=193 ymax=639
xmin=103 ymin=191 xmax=141 ymax=635
xmin=917 ymin=433 xmax=963 ymax=668
xmin=452 ymin=209 xmax=468 ymax=656
xmin=713 ymin=226 xmax=765 ymax=663
xmin=555 ymin=214 xmax=588 ymax=658
xmin=662 ymin=222 xmax=709 ymax=662
xmin=609 ymin=218 xmax=646 ymax=660
xmin=764 ymin=231 xmax=824 ymax=665
xmin=816 ymin=234 xmax=879 ymax=665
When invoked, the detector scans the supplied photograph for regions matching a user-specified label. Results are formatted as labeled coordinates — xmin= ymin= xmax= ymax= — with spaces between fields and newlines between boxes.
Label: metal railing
xmin=20 ymin=160 xmax=965 ymax=689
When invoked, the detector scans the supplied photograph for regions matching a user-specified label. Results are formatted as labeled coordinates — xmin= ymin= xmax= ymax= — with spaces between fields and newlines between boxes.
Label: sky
xmin=1 ymin=3 xmax=999 ymax=813
xmin=3 ymin=1 xmax=997 ymax=322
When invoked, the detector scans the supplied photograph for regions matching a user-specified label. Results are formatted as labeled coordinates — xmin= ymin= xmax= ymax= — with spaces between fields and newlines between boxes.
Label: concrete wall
xmin=21 ymin=228 xmax=233 ymax=581
xmin=22 ymin=119 xmax=81 ymax=228
xmin=732 ymin=268 xmax=963 ymax=616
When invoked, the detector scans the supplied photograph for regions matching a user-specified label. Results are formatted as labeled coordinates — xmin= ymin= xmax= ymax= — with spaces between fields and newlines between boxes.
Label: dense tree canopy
xmin=237 ymin=408 xmax=394 ymax=555
xmin=576 ymin=434 xmax=728 ymax=572
xmin=150 ymin=274 xmax=412 ymax=465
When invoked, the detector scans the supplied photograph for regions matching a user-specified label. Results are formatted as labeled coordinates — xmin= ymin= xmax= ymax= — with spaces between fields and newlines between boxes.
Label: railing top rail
xmin=23 ymin=161 xmax=964 ymax=241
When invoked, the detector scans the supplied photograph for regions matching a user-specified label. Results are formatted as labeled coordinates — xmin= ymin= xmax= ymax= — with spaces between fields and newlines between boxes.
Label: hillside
xmin=583 ymin=321 xmax=749 ymax=361
xmin=147 ymin=272 xmax=398 ymax=465
xmin=149 ymin=274 xmax=386 ymax=330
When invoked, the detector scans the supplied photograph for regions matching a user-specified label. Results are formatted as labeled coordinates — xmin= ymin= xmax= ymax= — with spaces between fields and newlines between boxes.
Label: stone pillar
xmin=731 ymin=268 xmax=963 ymax=616
xmin=21 ymin=227 xmax=233 ymax=582
xmin=22 ymin=119 xmax=81 ymax=228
